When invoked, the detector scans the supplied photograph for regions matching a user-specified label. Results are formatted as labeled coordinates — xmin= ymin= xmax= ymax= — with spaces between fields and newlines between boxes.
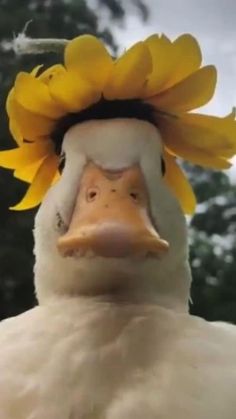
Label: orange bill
xmin=57 ymin=162 xmax=169 ymax=258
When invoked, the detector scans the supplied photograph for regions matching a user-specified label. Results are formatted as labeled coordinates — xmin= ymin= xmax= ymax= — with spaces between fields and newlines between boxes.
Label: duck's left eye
xmin=161 ymin=157 xmax=166 ymax=176
xmin=58 ymin=152 xmax=66 ymax=174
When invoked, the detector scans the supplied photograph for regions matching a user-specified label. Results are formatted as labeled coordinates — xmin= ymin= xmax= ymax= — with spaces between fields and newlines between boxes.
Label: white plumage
xmin=0 ymin=119 xmax=235 ymax=419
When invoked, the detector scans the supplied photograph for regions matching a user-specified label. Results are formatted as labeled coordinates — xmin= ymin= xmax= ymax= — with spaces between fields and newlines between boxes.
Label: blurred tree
xmin=0 ymin=0 xmax=147 ymax=319
xmin=187 ymin=165 xmax=236 ymax=324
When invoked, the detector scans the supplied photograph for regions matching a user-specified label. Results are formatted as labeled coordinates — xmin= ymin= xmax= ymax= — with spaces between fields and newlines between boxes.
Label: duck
xmin=0 ymin=33 xmax=236 ymax=419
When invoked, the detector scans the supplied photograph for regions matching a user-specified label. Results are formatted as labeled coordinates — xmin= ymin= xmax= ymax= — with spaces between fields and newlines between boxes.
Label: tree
xmin=188 ymin=165 xmax=236 ymax=324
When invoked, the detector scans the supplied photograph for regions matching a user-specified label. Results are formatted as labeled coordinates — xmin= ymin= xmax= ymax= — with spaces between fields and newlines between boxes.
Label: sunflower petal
xmin=10 ymin=154 xmax=59 ymax=210
xmin=30 ymin=65 xmax=44 ymax=77
xmin=157 ymin=115 xmax=232 ymax=169
xmin=104 ymin=41 xmax=152 ymax=100
xmin=163 ymin=150 xmax=196 ymax=214
xmin=6 ymin=88 xmax=15 ymax=116
xmin=144 ymin=34 xmax=202 ymax=97
xmin=48 ymin=70 xmax=100 ymax=112
xmin=144 ymin=34 xmax=174 ymax=96
xmin=161 ymin=112 xmax=236 ymax=158
xmin=39 ymin=64 xmax=66 ymax=84
xmin=65 ymin=35 xmax=113 ymax=90
xmin=14 ymin=158 xmax=46 ymax=183
xmin=0 ymin=141 xmax=53 ymax=170
xmin=149 ymin=65 xmax=217 ymax=112
xmin=181 ymin=113 xmax=236 ymax=155
xmin=164 ymin=34 xmax=202 ymax=89
xmin=10 ymin=98 xmax=55 ymax=141
xmin=9 ymin=119 xmax=23 ymax=145
xmin=14 ymin=72 xmax=66 ymax=118
xmin=6 ymin=89 xmax=23 ymax=144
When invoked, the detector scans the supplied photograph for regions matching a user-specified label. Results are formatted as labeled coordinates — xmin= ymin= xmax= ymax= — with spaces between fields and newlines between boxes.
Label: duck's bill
xmin=57 ymin=162 xmax=169 ymax=258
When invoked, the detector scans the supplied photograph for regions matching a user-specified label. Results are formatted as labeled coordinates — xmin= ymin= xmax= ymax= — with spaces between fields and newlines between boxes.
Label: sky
xmin=108 ymin=0 xmax=236 ymax=180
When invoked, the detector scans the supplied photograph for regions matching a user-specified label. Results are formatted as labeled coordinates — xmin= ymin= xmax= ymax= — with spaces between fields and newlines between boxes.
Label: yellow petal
xmin=157 ymin=115 xmax=232 ymax=169
xmin=0 ymin=141 xmax=53 ymax=170
xmin=39 ymin=64 xmax=66 ymax=84
xmin=16 ymin=106 xmax=55 ymax=141
xmin=6 ymin=88 xmax=15 ymax=116
xmin=163 ymin=150 xmax=196 ymax=214
xmin=31 ymin=65 xmax=44 ymax=77
xmin=148 ymin=65 xmax=217 ymax=112
xmin=161 ymin=112 xmax=236 ymax=159
xmin=65 ymin=35 xmax=113 ymax=90
xmin=144 ymin=34 xmax=174 ymax=96
xmin=52 ymin=170 xmax=60 ymax=185
xmin=14 ymin=158 xmax=46 ymax=183
xmin=164 ymin=34 xmax=202 ymax=89
xmin=104 ymin=41 xmax=152 ymax=100
xmin=14 ymin=157 xmax=61 ymax=185
xmin=14 ymin=72 xmax=66 ymax=118
xmin=10 ymin=99 xmax=55 ymax=142
xmin=144 ymin=34 xmax=202 ymax=97
xmin=9 ymin=118 xmax=23 ymax=145
xmin=11 ymin=154 xmax=59 ymax=210
xmin=180 ymin=113 xmax=236 ymax=156
xmin=48 ymin=69 xmax=100 ymax=112
xmin=6 ymin=89 xmax=23 ymax=144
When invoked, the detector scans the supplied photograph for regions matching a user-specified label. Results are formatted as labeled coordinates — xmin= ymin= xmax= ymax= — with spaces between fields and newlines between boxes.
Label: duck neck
xmin=37 ymin=260 xmax=191 ymax=314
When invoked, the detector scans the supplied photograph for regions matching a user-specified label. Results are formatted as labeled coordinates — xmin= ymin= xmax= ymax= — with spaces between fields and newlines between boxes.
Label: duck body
xmin=0 ymin=297 xmax=236 ymax=419
xmin=1 ymin=119 xmax=236 ymax=418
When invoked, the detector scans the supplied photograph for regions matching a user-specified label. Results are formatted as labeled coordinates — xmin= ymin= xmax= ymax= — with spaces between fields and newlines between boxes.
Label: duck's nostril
xmin=86 ymin=188 xmax=99 ymax=202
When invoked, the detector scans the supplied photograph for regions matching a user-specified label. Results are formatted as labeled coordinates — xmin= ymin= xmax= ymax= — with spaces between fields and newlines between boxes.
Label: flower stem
xmin=13 ymin=33 xmax=68 ymax=55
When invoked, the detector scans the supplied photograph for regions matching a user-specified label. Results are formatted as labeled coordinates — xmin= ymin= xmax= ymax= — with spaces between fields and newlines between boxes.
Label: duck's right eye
xmin=58 ymin=152 xmax=66 ymax=174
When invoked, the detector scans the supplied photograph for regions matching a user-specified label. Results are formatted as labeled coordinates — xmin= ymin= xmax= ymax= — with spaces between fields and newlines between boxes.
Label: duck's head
xmin=2 ymin=33 xmax=235 ymax=311
xmin=34 ymin=103 xmax=190 ymax=310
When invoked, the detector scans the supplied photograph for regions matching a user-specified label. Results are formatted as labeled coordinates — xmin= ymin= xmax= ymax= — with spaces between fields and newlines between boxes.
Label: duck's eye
xmin=58 ymin=152 xmax=66 ymax=174
xmin=129 ymin=191 xmax=139 ymax=202
xmin=161 ymin=157 xmax=166 ymax=176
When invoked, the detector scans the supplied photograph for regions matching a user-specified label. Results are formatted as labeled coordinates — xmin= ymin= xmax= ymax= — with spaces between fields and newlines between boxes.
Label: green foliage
xmin=187 ymin=165 xmax=236 ymax=324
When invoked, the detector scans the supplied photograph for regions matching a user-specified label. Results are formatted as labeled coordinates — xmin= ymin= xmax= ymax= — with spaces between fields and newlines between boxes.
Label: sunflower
xmin=1 ymin=34 xmax=236 ymax=213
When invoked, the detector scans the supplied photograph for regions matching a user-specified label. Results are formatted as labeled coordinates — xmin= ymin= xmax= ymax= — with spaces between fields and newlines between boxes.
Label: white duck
xmin=0 ymin=117 xmax=236 ymax=419
xmin=0 ymin=34 xmax=236 ymax=419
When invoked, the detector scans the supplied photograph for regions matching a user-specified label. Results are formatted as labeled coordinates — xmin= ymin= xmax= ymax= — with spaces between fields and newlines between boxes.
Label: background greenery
xmin=0 ymin=0 xmax=235 ymax=323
